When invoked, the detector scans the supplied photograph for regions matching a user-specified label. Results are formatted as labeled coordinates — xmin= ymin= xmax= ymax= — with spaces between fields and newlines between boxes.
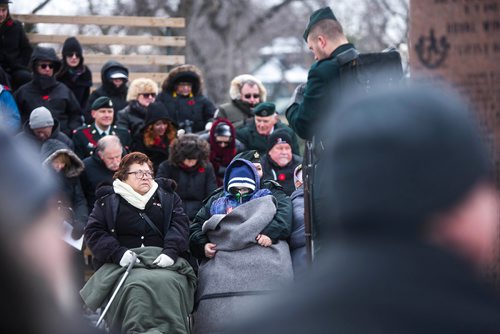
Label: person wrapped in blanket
xmin=191 ymin=158 xmax=293 ymax=334
xmin=82 ymin=152 xmax=196 ymax=334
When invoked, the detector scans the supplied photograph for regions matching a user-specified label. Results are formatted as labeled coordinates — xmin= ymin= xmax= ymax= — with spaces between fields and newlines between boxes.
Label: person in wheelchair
xmin=82 ymin=152 xmax=196 ymax=334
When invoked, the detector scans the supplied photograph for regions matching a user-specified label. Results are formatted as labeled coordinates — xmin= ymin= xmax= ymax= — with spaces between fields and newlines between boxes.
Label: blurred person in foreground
xmin=228 ymin=86 xmax=500 ymax=333
xmin=0 ymin=129 xmax=100 ymax=333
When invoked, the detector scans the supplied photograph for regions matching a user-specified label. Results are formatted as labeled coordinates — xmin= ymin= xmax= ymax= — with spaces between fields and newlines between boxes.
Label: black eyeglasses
xmin=127 ymin=170 xmax=154 ymax=179
xmin=38 ymin=63 xmax=54 ymax=69
xmin=140 ymin=93 xmax=156 ymax=98
xmin=243 ymin=94 xmax=260 ymax=99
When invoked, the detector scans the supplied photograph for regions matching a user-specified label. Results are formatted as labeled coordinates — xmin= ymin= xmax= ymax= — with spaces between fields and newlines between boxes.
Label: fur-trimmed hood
xmin=162 ymin=64 xmax=204 ymax=96
xmin=40 ymin=139 xmax=84 ymax=178
xmin=229 ymin=74 xmax=267 ymax=101
xmin=168 ymin=133 xmax=210 ymax=167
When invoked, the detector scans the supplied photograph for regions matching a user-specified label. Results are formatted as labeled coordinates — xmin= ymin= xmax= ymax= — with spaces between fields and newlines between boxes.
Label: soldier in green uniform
xmin=236 ymin=102 xmax=300 ymax=155
xmin=286 ymin=6 xmax=356 ymax=140
xmin=72 ymin=96 xmax=131 ymax=159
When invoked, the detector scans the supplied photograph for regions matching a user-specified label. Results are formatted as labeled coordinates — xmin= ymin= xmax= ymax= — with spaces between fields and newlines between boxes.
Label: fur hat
xmin=62 ymin=37 xmax=83 ymax=57
xmin=229 ymin=74 xmax=267 ymax=101
xmin=126 ymin=78 xmax=159 ymax=102
xmin=29 ymin=107 xmax=54 ymax=129
xmin=227 ymin=161 xmax=256 ymax=192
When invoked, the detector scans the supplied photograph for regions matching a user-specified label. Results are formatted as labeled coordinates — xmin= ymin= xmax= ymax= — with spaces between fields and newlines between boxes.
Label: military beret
xmin=91 ymin=96 xmax=113 ymax=110
xmin=303 ymin=6 xmax=337 ymax=41
xmin=253 ymin=102 xmax=276 ymax=117
xmin=234 ymin=150 xmax=261 ymax=164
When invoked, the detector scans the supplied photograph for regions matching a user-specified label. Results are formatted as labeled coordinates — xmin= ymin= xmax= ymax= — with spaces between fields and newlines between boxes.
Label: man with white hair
xmin=80 ymin=135 xmax=123 ymax=210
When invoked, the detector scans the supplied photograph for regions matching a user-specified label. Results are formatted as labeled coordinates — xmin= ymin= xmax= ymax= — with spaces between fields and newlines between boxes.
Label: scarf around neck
xmin=113 ymin=178 xmax=158 ymax=210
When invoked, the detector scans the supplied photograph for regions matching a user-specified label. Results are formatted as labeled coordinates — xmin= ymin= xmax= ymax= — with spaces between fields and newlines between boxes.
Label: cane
xmin=96 ymin=252 xmax=137 ymax=328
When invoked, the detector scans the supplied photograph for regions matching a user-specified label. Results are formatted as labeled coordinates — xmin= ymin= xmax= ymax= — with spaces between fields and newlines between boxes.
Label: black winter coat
xmin=156 ymin=93 xmax=215 ymax=133
xmin=157 ymin=162 xmax=217 ymax=220
xmin=262 ymin=153 xmax=303 ymax=196
xmin=56 ymin=65 xmax=92 ymax=110
xmin=189 ymin=179 xmax=292 ymax=259
xmin=85 ymin=178 xmax=190 ymax=269
xmin=80 ymin=153 xmax=115 ymax=211
xmin=0 ymin=17 xmax=32 ymax=72
xmin=15 ymin=74 xmax=83 ymax=136
xmin=116 ymin=101 xmax=148 ymax=139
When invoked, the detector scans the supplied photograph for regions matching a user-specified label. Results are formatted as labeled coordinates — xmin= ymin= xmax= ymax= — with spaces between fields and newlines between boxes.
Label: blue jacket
xmin=0 ymin=85 xmax=21 ymax=132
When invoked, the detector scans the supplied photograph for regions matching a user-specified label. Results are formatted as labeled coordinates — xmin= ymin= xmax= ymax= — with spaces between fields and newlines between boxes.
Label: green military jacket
xmin=72 ymin=123 xmax=131 ymax=159
xmin=236 ymin=121 xmax=300 ymax=156
xmin=286 ymin=43 xmax=356 ymax=140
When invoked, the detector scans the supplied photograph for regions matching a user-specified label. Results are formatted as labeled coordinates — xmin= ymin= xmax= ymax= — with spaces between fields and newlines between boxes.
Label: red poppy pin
xmin=42 ymin=95 xmax=50 ymax=101
xmin=6 ymin=20 xmax=14 ymax=27
xmin=278 ymin=173 xmax=286 ymax=181
xmin=198 ymin=167 xmax=205 ymax=173
xmin=188 ymin=100 xmax=195 ymax=106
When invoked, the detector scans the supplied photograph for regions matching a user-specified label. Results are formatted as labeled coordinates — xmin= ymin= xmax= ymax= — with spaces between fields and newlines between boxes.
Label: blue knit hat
xmin=227 ymin=161 xmax=256 ymax=192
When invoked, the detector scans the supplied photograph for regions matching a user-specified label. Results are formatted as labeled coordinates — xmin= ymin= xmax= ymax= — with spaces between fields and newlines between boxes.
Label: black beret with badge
xmin=252 ymin=102 xmax=276 ymax=117
xmin=91 ymin=96 xmax=113 ymax=110
xmin=303 ymin=6 xmax=338 ymax=41
xmin=234 ymin=150 xmax=261 ymax=164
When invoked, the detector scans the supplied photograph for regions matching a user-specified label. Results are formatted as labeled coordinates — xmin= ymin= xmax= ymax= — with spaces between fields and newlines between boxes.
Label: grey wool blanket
xmin=80 ymin=246 xmax=197 ymax=334
xmin=193 ymin=195 xmax=293 ymax=334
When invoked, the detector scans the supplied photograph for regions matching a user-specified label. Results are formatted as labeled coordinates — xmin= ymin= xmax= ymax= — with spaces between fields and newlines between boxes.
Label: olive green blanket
xmin=81 ymin=246 xmax=196 ymax=334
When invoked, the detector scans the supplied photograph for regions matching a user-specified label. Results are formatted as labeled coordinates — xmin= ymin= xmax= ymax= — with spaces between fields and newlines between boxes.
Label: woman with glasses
xmin=56 ymin=37 xmax=92 ymax=111
xmin=14 ymin=46 xmax=83 ymax=137
xmin=83 ymin=152 xmax=196 ymax=333
xmin=157 ymin=133 xmax=217 ymax=221
xmin=132 ymin=101 xmax=177 ymax=173
xmin=157 ymin=64 xmax=216 ymax=134
xmin=116 ymin=78 xmax=159 ymax=138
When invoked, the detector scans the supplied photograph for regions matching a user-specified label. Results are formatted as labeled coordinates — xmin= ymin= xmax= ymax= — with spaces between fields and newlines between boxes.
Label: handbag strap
xmin=139 ymin=212 xmax=163 ymax=238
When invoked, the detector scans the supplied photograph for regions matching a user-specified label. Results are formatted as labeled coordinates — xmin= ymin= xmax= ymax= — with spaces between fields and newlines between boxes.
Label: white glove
xmin=177 ymin=128 xmax=186 ymax=137
xmin=119 ymin=250 xmax=140 ymax=267
xmin=153 ymin=254 xmax=174 ymax=268
xmin=205 ymin=121 xmax=213 ymax=131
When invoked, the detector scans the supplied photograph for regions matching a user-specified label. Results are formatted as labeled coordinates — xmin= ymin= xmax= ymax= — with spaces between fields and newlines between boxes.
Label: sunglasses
xmin=243 ymin=94 xmax=260 ymax=99
xmin=38 ymin=63 xmax=54 ymax=69
xmin=66 ymin=52 xmax=80 ymax=58
xmin=140 ymin=93 xmax=156 ymax=98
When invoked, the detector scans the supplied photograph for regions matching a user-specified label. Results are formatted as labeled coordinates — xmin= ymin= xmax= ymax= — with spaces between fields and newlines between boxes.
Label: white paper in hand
xmin=62 ymin=220 xmax=84 ymax=250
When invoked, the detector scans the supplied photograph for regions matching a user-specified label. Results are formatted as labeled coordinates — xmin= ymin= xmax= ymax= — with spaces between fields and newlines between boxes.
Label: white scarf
xmin=113 ymin=179 xmax=159 ymax=210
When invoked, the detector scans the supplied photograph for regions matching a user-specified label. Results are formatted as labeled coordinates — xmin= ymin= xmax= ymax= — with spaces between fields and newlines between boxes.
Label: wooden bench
xmin=12 ymin=14 xmax=186 ymax=87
